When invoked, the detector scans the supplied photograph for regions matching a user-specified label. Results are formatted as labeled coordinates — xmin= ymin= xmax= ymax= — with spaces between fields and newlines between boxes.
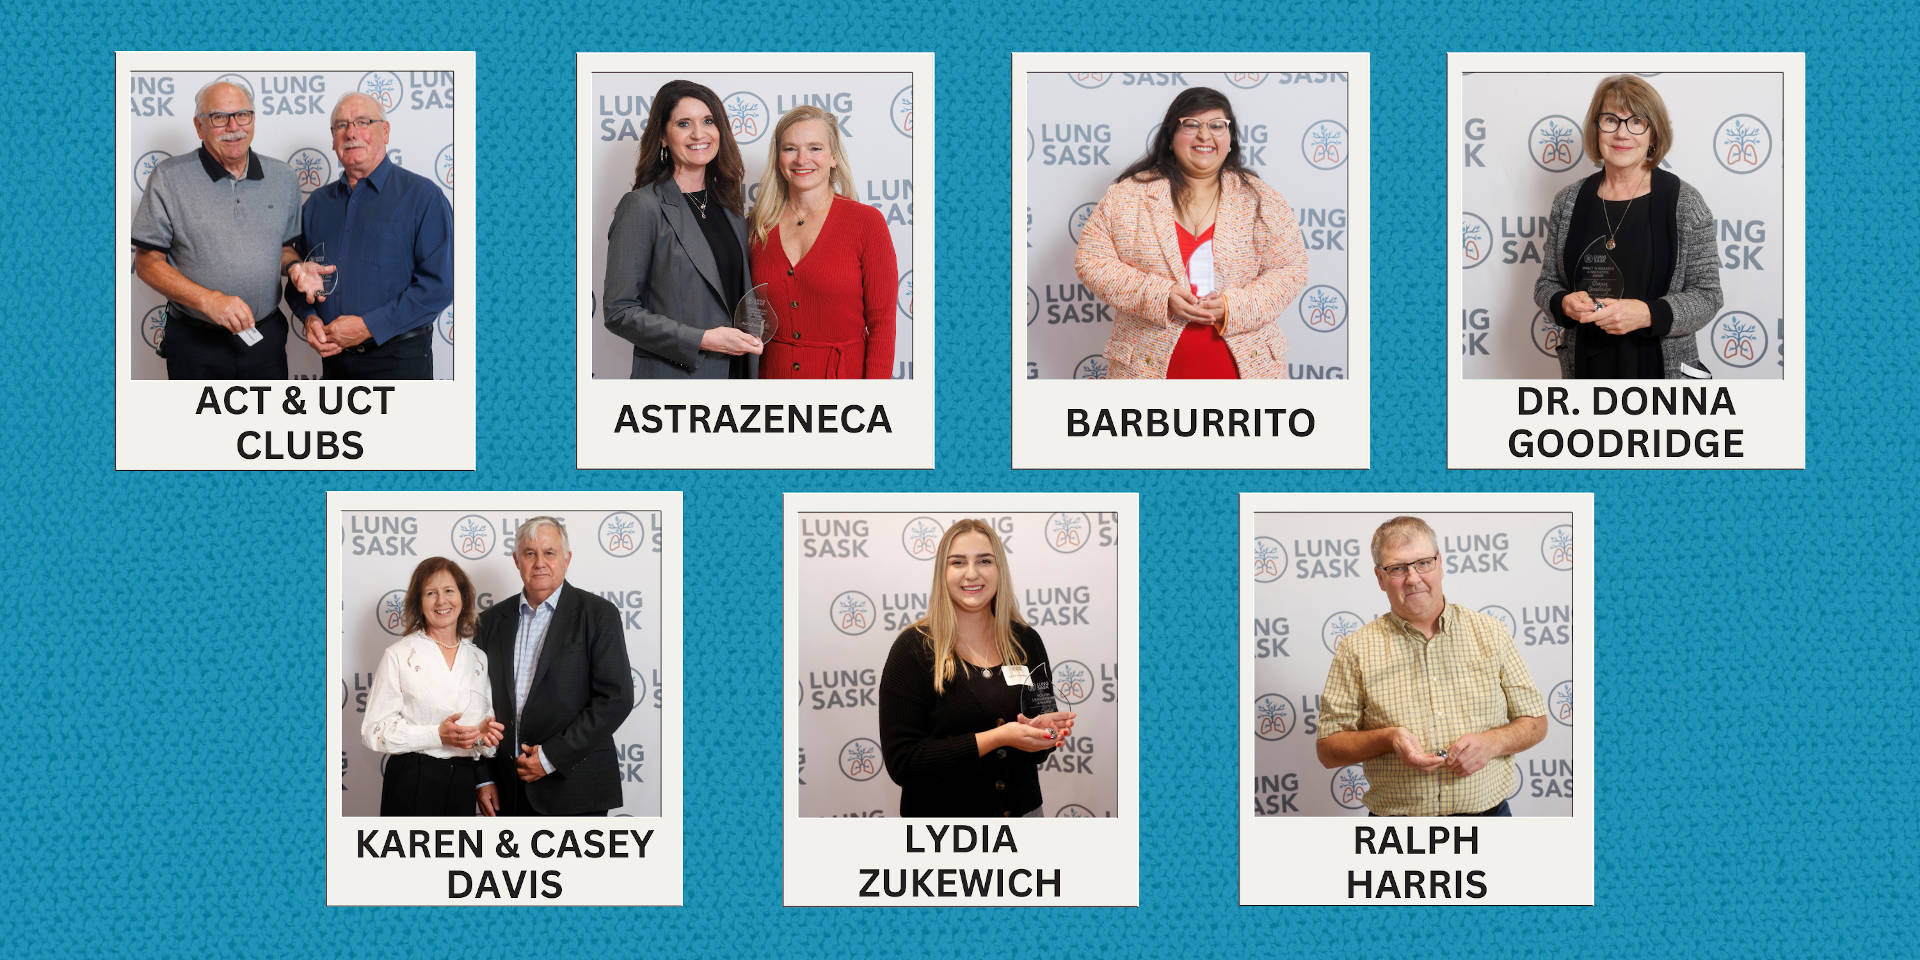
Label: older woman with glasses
xmin=1074 ymin=86 xmax=1309 ymax=379
xmin=1533 ymin=75 xmax=1723 ymax=379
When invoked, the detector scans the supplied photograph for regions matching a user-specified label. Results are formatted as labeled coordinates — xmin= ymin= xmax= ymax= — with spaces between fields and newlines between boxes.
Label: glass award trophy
xmin=733 ymin=282 xmax=780 ymax=341
xmin=304 ymin=242 xmax=341 ymax=298
xmin=1577 ymin=234 xmax=1627 ymax=305
xmin=1020 ymin=662 xmax=1060 ymax=736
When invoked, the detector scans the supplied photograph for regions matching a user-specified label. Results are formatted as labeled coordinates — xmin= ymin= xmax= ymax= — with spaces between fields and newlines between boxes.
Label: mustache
xmin=218 ymin=132 xmax=247 ymax=143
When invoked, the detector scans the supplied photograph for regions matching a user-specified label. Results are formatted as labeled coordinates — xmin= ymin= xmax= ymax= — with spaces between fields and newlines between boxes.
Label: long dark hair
xmin=1114 ymin=87 xmax=1261 ymax=208
xmin=631 ymin=79 xmax=746 ymax=216
xmin=402 ymin=556 xmax=479 ymax=639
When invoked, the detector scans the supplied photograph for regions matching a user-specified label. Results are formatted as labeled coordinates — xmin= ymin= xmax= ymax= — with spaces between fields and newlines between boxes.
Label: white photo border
xmin=1012 ymin=52 xmax=1371 ymax=470
xmin=783 ymin=492 xmax=1140 ymax=906
xmin=115 ymin=50 xmax=477 ymax=471
xmin=574 ymin=52 xmax=935 ymax=470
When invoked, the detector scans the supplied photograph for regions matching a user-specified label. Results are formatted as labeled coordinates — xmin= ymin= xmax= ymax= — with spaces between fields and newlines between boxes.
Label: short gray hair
xmin=1370 ymin=516 xmax=1438 ymax=566
xmin=194 ymin=80 xmax=253 ymax=115
xmin=514 ymin=516 xmax=570 ymax=554
xmin=330 ymin=91 xmax=389 ymax=125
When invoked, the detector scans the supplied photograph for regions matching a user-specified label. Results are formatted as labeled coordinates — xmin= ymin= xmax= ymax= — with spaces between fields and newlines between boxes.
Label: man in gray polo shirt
xmin=132 ymin=80 xmax=326 ymax=379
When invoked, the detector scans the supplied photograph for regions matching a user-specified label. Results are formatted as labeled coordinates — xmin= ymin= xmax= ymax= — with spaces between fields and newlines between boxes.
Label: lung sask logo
xmin=376 ymin=589 xmax=407 ymax=636
xmin=896 ymin=269 xmax=913 ymax=319
xmin=134 ymin=150 xmax=170 ymax=192
xmin=1223 ymin=72 xmax=1267 ymax=89
xmin=901 ymin=516 xmax=942 ymax=561
xmin=1461 ymin=212 xmax=1492 ymax=269
xmin=1549 ymin=680 xmax=1573 ymax=726
xmin=1322 ymin=610 xmax=1362 ymax=654
xmin=140 ymin=305 xmax=168 ymax=354
xmin=1026 ymin=286 xmax=1039 ymax=326
xmin=1529 ymin=115 xmax=1581 ymax=172
xmin=839 ymin=737 xmax=882 ymax=781
xmin=436 ymin=306 xmax=454 ymax=346
xmin=724 ymin=91 xmax=770 ymax=144
xmin=1298 ymin=284 xmax=1346 ymax=332
xmin=1067 ymin=201 xmax=1096 ymax=243
xmin=1056 ymin=803 xmax=1095 ymax=817
xmin=1254 ymin=693 xmax=1296 ymax=741
xmin=434 ymin=144 xmax=455 ymax=190
xmin=450 ymin=514 xmax=496 ymax=560
xmin=890 ymin=85 xmax=913 ymax=136
xmin=1714 ymin=114 xmax=1772 ymax=173
xmin=1710 ymin=310 xmax=1767 ymax=368
xmin=1479 ymin=604 xmax=1517 ymax=635
xmin=1067 ymin=73 xmax=1111 ymax=88
xmin=1531 ymin=308 xmax=1565 ymax=357
xmin=1330 ymin=764 xmax=1370 ymax=809
xmin=830 ymin=590 xmax=875 ymax=635
xmin=1252 ymin=536 xmax=1286 ymax=583
xmin=1044 ymin=512 xmax=1089 ymax=553
xmin=1072 ymin=354 xmax=1108 ymax=380
xmin=1301 ymin=120 xmax=1346 ymax=170
xmin=213 ymin=73 xmax=254 ymax=100
xmin=599 ymin=511 xmax=645 ymax=557
xmin=288 ymin=147 xmax=332 ymax=194
xmin=630 ymin=668 xmax=651 ymax=715
xmin=1052 ymin=660 xmax=1093 ymax=705
xmin=1540 ymin=524 xmax=1574 ymax=571
xmin=357 ymin=72 xmax=405 ymax=113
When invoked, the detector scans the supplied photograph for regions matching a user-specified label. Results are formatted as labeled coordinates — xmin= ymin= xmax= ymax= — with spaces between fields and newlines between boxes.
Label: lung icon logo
xmin=1529 ymin=115 xmax=1581 ymax=172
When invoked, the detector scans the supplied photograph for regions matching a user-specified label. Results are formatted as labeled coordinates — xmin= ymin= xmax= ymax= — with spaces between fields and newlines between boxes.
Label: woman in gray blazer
xmin=1533 ymin=75 xmax=1722 ymax=379
xmin=604 ymin=80 xmax=763 ymax=378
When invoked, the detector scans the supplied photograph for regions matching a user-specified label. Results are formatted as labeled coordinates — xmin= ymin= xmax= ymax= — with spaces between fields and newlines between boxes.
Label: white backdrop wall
xmin=127 ymin=67 xmax=458 ymax=379
xmin=339 ymin=509 xmax=663 ymax=816
xmin=1250 ymin=512 xmax=1576 ymax=816
xmin=1024 ymin=71 xmax=1350 ymax=380
xmin=587 ymin=71 xmax=916 ymax=379
xmin=797 ymin=512 xmax=1121 ymax=817
xmin=1461 ymin=71 xmax=1785 ymax=379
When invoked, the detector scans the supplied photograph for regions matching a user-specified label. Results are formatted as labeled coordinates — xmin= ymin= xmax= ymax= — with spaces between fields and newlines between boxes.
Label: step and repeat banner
xmin=125 ymin=66 xmax=458 ymax=380
xmin=338 ymin=508 xmax=664 ymax=817
xmin=1249 ymin=510 xmax=1575 ymax=817
xmin=586 ymin=68 xmax=916 ymax=380
xmin=1460 ymin=70 xmax=1785 ymax=380
xmin=794 ymin=511 xmax=1121 ymax=817
xmin=1024 ymin=70 xmax=1350 ymax=380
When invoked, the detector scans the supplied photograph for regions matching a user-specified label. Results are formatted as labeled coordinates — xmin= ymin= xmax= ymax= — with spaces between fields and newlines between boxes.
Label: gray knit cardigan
xmin=1532 ymin=170 xmax=1723 ymax=379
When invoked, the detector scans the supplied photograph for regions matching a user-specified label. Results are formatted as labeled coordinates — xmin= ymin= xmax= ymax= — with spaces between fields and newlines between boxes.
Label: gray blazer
xmin=603 ymin=180 xmax=755 ymax=378
xmin=1533 ymin=169 xmax=1722 ymax=379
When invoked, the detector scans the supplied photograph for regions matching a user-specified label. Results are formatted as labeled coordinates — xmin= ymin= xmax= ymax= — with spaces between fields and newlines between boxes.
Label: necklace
xmin=431 ymin=635 xmax=459 ymax=651
xmin=686 ymin=189 xmax=710 ymax=220
xmin=1601 ymin=171 xmax=1648 ymax=251
xmin=1180 ymin=183 xmax=1220 ymax=234
xmin=795 ymin=198 xmax=829 ymax=228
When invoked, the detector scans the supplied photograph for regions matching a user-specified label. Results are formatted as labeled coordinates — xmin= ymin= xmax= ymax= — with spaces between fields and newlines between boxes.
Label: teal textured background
xmin=5 ymin=0 xmax=1904 ymax=954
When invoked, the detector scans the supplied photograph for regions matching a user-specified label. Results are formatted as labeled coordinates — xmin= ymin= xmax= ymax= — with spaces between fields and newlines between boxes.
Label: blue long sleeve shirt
xmin=288 ymin=157 xmax=453 ymax=344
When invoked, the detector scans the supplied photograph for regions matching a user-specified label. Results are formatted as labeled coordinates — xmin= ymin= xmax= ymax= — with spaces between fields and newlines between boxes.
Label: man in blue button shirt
xmin=287 ymin=91 xmax=453 ymax=379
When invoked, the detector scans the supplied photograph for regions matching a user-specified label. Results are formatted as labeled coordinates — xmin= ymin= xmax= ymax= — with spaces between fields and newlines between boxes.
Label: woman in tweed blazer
xmin=1074 ymin=88 xmax=1309 ymax=379
xmin=1533 ymin=75 xmax=1722 ymax=379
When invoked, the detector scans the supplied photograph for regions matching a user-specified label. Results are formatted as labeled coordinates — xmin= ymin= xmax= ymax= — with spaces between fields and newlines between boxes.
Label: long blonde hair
xmin=912 ymin=519 xmax=1028 ymax=694
xmin=748 ymin=105 xmax=858 ymax=245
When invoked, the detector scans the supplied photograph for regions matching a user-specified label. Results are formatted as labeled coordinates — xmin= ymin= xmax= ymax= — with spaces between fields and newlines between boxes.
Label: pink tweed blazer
xmin=1074 ymin=174 xmax=1309 ymax=379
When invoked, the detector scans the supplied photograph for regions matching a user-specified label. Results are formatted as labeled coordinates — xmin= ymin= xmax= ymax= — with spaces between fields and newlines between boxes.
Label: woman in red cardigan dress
xmin=747 ymin=105 xmax=899 ymax=379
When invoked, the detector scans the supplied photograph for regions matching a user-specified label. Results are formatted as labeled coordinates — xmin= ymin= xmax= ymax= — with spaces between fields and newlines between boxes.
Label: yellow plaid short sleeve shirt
xmin=1317 ymin=603 xmax=1546 ymax=815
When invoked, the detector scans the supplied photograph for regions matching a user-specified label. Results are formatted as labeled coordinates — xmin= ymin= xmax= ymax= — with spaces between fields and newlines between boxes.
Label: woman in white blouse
xmin=361 ymin=557 xmax=504 ymax=815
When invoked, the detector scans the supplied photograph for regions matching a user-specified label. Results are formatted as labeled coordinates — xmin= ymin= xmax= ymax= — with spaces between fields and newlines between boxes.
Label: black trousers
xmin=322 ymin=325 xmax=433 ymax=379
xmin=494 ymin=774 xmax=607 ymax=817
xmin=162 ymin=308 xmax=289 ymax=379
xmin=380 ymin=752 xmax=480 ymax=816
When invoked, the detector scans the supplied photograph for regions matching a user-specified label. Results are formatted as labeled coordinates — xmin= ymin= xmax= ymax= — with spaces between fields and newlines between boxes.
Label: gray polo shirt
xmin=131 ymin=147 xmax=301 ymax=323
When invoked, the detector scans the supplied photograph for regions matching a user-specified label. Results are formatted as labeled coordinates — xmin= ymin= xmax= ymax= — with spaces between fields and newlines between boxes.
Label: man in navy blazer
xmin=476 ymin=517 xmax=632 ymax=816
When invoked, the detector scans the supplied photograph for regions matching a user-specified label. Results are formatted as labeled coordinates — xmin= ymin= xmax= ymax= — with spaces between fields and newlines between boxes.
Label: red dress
xmin=749 ymin=196 xmax=900 ymax=379
xmin=1166 ymin=221 xmax=1240 ymax=379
